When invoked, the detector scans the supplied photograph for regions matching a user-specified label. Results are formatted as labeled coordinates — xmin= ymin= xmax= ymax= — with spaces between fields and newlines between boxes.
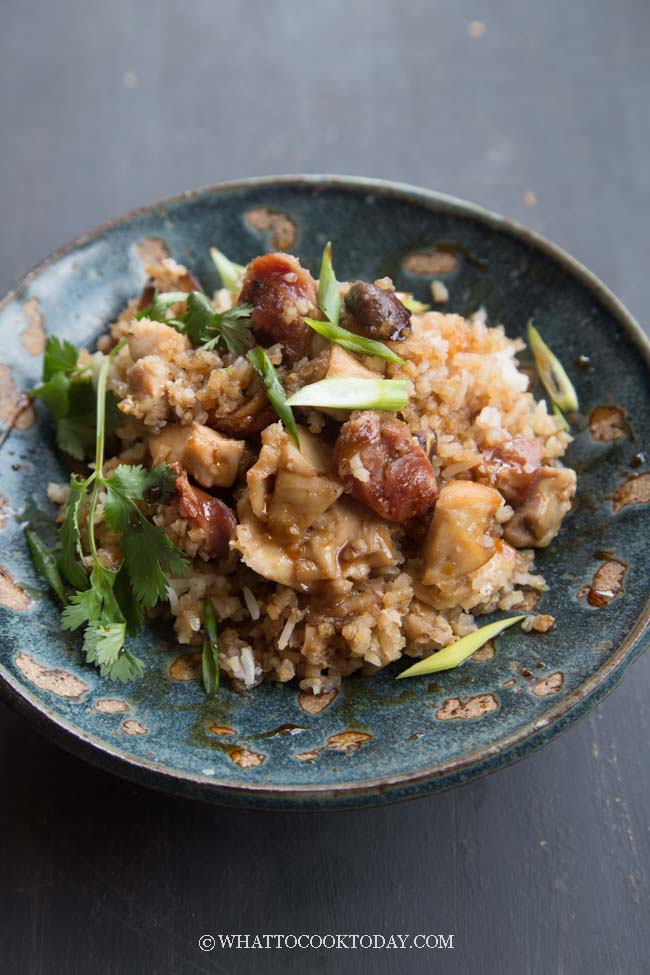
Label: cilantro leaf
xmin=103 ymin=463 xmax=176 ymax=514
xmin=120 ymin=513 xmax=188 ymax=608
xmin=42 ymin=336 xmax=79 ymax=381
xmin=201 ymin=305 xmax=254 ymax=356
xmin=104 ymin=648 xmax=145 ymax=682
xmin=31 ymin=371 xmax=70 ymax=419
xmin=170 ymin=291 xmax=253 ymax=356
xmin=181 ymin=292 xmax=216 ymax=345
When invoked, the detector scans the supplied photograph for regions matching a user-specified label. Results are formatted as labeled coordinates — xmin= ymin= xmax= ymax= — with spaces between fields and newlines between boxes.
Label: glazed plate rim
xmin=1 ymin=174 xmax=649 ymax=808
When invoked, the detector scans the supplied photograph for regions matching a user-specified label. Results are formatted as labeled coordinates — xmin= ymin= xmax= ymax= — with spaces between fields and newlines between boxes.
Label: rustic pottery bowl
xmin=1 ymin=176 xmax=649 ymax=809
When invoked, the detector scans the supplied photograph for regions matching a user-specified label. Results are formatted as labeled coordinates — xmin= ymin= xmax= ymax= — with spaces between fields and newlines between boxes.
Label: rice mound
xmin=85 ymin=258 xmax=573 ymax=694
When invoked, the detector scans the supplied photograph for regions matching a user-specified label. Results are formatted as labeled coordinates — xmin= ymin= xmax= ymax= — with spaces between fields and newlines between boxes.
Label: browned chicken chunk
xmin=344 ymin=281 xmax=411 ymax=341
xmin=238 ymin=252 xmax=318 ymax=361
xmin=335 ymin=411 xmax=438 ymax=521
xmin=481 ymin=437 xmax=543 ymax=506
xmin=174 ymin=466 xmax=236 ymax=558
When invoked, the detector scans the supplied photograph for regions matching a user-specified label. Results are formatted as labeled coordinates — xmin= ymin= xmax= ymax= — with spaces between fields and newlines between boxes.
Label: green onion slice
xmin=552 ymin=402 xmax=570 ymax=432
xmin=528 ymin=321 xmax=579 ymax=413
xmin=317 ymin=242 xmax=341 ymax=327
xmin=303 ymin=317 xmax=404 ymax=364
xmin=396 ymin=615 xmax=526 ymax=679
xmin=286 ymin=378 xmax=409 ymax=412
xmin=202 ymin=596 xmax=220 ymax=697
xmin=210 ymin=246 xmax=246 ymax=294
xmin=247 ymin=347 xmax=300 ymax=447
xmin=401 ymin=295 xmax=430 ymax=314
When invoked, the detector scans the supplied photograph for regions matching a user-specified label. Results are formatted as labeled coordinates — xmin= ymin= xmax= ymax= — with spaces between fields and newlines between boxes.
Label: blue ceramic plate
xmin=1 ymin=176 xmax=649 ymax=809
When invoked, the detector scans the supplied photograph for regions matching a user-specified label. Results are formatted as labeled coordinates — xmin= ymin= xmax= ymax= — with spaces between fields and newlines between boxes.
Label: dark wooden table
xmin=2 ymin=2 xmax=649 ymax=972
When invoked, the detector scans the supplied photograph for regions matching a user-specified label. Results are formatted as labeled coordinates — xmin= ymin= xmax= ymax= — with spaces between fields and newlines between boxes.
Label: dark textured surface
xmin=1 ymin=0 xmax=649 ymax=971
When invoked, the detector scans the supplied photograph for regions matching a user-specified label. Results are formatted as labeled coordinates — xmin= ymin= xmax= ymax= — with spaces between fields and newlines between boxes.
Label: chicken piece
xmin=504 ymin=467 xmax=576 ymax=548
xmin=234 ymin=496 xmax=396 ymax=591
xmin=481 ymin=437 xmax=543 ymax=506
xmin=123 ymin=356 xmax=171 ymax=427
xmin=149 ymin=422 xmax=244 ymax=488
xmin=247 ymin=422 xmax=343 ymax=537
xmin=208 ymin=368 xmax=275 ymax=439
xmin=287 ymin=344 xmax=378 ymax=391
xmin=238 ymin=252 xmax=317 ymax=361
xmin=302 ymin=499 xmax=396 ymax=587
xmin=416 ymin=539 xmax=517 ymax=611
xmin=344 ymin=281 xmax=411 ymax=341
xmin=127 ymin=319 xmax=190 ymax=361
xmin=174 ymin=466 xmax=236 ymax=559
xmin=422 ymin=480 xmax=504 ymax=588
xmin=335 ymin=411 xmax=438 ymax=521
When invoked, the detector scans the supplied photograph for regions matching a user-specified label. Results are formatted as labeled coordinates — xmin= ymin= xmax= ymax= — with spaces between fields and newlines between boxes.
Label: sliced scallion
xmin=202 ymin=596 xmax=220 ymax=697
xmin=286 ymin=377 xmax=409 ymax=412
xmin=552 ymin=402 xmax=570 ymax=432
xmin=303 ymin=317 xmax=404 ymax=364
xmin=247 ymin=347 xmax=300 ymax=447
xmin=401 ymin=295 xmax=430 ymax=314
xmin=317 ymin=242 xmax=341 ymax=327
xmin=528 ymin=321 xmax=579 ymax=413
xmin=210 ymin=246 xmax=246 ymax=294
xmin=396 ymin=615 xmax=526 ymax=679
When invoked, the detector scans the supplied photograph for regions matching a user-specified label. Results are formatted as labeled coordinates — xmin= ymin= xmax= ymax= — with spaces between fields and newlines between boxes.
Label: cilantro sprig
xmin=27 ymin=346 xmax=189 ymax=683
xmin=31 ymin=337 xmax=120 ymax=459
xmin=139 ymin=289 xmax=254 ymax=357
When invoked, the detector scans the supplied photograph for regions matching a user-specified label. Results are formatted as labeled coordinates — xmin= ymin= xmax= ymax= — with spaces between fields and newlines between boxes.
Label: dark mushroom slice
xmin=238 ymin=252 xmax=318 ymax=362
xmin=174 ymin=466 xmax=236 ymax=558
xmin=208 ymin=369 xmax=276 ymax=439
xmin=335 ymin=410 xmax=438 ymax=522
xmin=344 ymin=282 xmax=412 ymax=342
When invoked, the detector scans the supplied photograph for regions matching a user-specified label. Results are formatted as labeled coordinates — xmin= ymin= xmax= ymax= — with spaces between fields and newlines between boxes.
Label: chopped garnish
xmin=32 ymin=347 xmax=189 ymax=683
xmin=210 ymin=246 xmax=246 ymax=294
xmin=528 ymin=321 xmax=579 ymax=413
xmin=31 ymin=337 xmax=120 ymax=460
xmin=396 ymin=615 xmax=526 ymax=678
xmin=317 ymin=242 xmax=341 ymax=327
xmin=303 ymin=317 xmax=405 ymax=364
xmin=202 ymin=596 xmax=220 ymax=696
xmin=247 ymin=347 xmax=299 ymax=447
xmin=401 ymin=295 xmax=430 ymax=314
xmin=176 ymin=291 xmax=254 ymax=356
xmin=286 ymin=378 xmax=409 ymax=412
xmin=24 ymin=527 xmax=66 ymax=604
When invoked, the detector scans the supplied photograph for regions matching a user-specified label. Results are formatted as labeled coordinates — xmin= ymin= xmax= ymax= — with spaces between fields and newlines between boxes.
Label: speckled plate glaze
xmin=1 ymin=176 xmax=649 ymax=809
